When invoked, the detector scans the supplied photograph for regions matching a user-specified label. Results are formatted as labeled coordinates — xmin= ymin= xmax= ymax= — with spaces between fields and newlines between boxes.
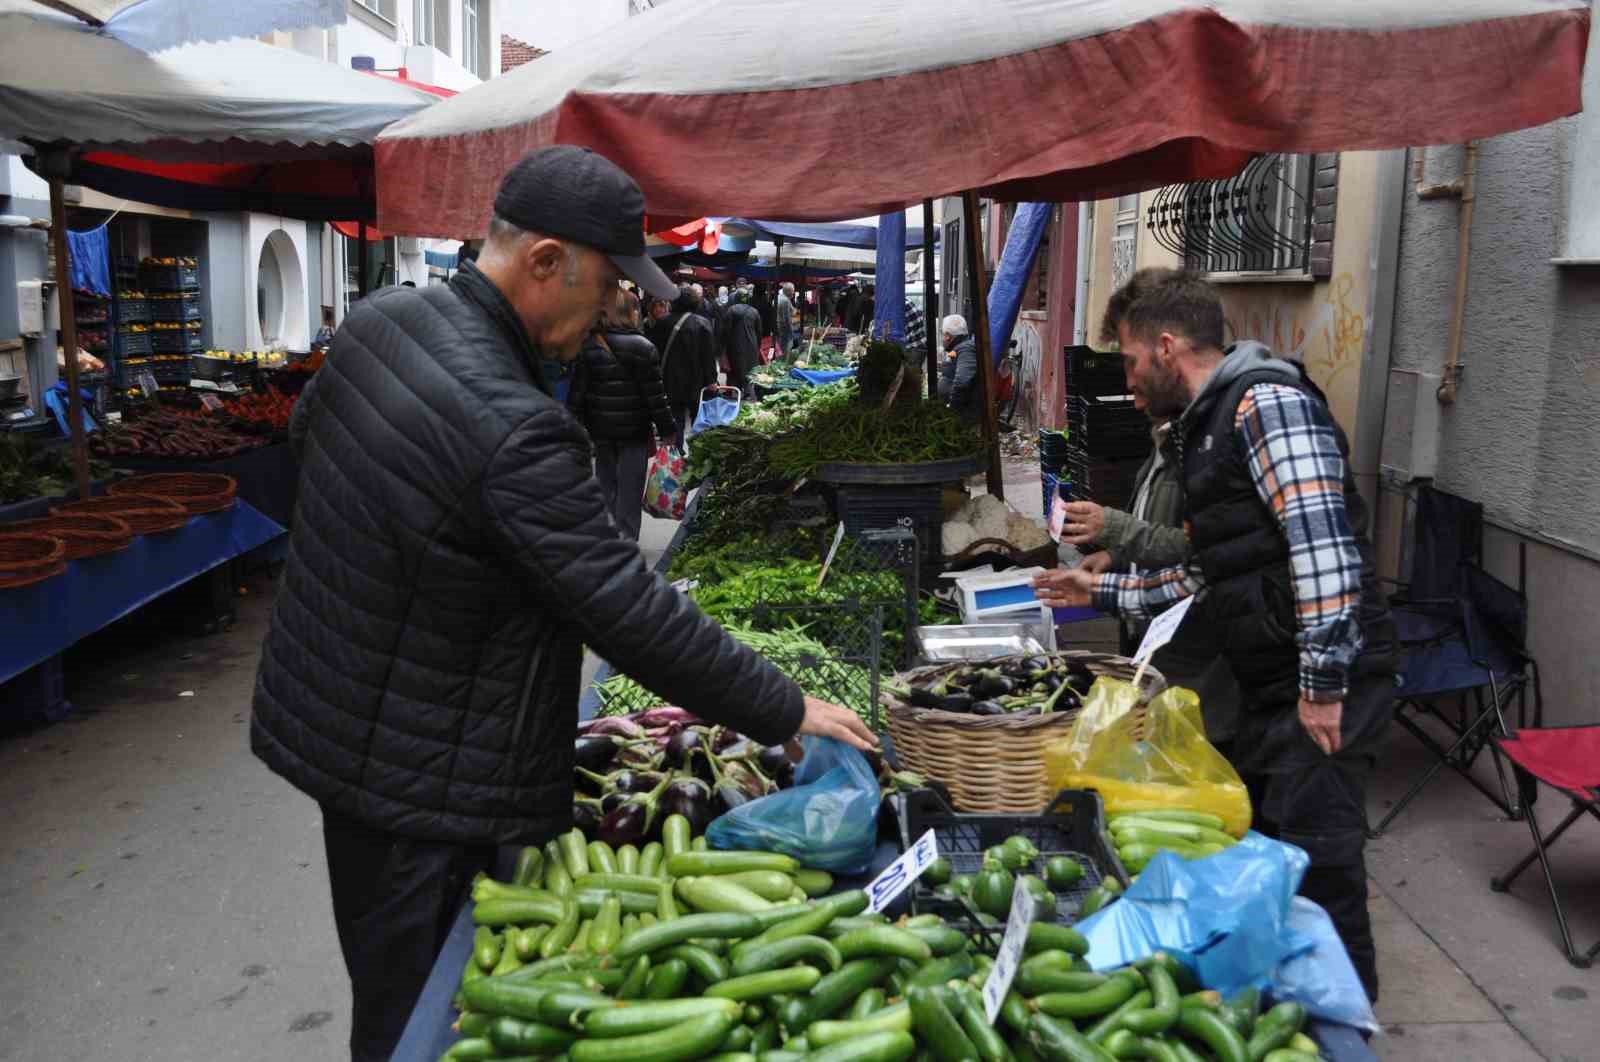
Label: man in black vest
xmin=1035 ymin=268 xmax=1395 ymax=1000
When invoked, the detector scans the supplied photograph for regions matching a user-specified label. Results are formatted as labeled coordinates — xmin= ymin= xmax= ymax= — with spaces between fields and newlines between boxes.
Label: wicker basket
xmin=110 ymin=473 xmax=237 ymax=515
xmin=882 ymin=651 xmax=1165 ymax=813
xmin=4 ymin=514 xmax=133 ymax=560
xmin=0 ymin=532 xmax=68 ymax=590
xmin=945 ymin=537 xmax=1059 ymax=571
xmin=54 ymin=494 xmax=188 ymax=535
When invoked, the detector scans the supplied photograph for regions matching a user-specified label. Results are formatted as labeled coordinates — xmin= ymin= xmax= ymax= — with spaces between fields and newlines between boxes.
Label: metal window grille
xmin=462 ymin=0 xmax=480 ymax=76
xmin=1147 ymin=153 xmax=1315 ymax=276
xmin=1111 ymin=194 xmax=1139 ymax=291
xmin=353 ymin=0 xmax=396 ymax=22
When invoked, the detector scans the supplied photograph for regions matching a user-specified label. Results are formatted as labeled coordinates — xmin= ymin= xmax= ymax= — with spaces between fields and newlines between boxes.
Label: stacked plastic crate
xmin=1060 ymin=345 xmax=1151 ymax=513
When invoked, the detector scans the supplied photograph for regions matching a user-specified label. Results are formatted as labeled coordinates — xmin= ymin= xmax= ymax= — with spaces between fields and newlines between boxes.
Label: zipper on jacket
xmin=507 ymin=637 xmax=549 ymax=773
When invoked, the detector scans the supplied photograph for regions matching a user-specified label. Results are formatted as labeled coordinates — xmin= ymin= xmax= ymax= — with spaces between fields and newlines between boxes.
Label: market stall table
xmin=106 ymin=440 xmax=298 ymax=529
xmin=0 ymin=500 xmax=284 ymax=685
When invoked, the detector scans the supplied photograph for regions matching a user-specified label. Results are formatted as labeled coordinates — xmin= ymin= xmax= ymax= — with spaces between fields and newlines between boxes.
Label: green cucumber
xmin=802 ymin=957 xmax=897 ymax=1027
xmin=661 ymin=815 xmax=692 ymax=861
xmin=474 ymin=927 xmax=503 ymax=972
xmin=808 ymin=1002 xmax=912 ymax=1046
xmin=1026 ymin=923 xmax=1090 ymax=957
xmin=457 ymin=1012 xmax=493 ymax=1038
xmin=1260 ymin=1052 xmax=1319 ymax=1062
xmin=576 ymin=889 xmax=661 ymax=917
xmin=1016 ymin=969 xmax=1109 ymax=997
xmin=721 ymin=1025 xmax=755 ymax=1053
xmin=850 ymin=989 xmax=886 ymax=1021
xmin=617 ymin=844 xmax=640 ymax=875
xmin=747 ymin=903 xmax=815 ymax=932
xmin=998 ymin=991 xmax=1033 ymax=1035
xmin=951 ymin=984 xmax=1009 ymax=1062
xmin=664 ymin=943 xmax=728 ymax=984
xmin=1245 ymin=1003 xmax=1306 ymax=1061
xmin=903 ymin=924 xmax=968 ymax=957
xmin=907 ymin=985 xmax=978 ymax=1062
xmin=514 ymin=847 xmax=546 ymax=887
xmin=474 ymin=895 xmax=567 ymax=927
xmin=559 ymin=829 xmax=591 ymax=878
xmin=644 ymin=958 xmax=690 ymax=999
xmin=807 ymin=1030 xmax=917 ymax=1062
xmin=833 ymin=926 xmax=933 ymax=964
xmin=666 ymin=851 xmax=800 ymax=877
xmin=640 ymin=841 xmax=665 ymax=878
xmin=576 ymin=873 xmax=671 ymax=895
xmin=1027 ymin=1014 xmax=1106 ymax=1062
xmin=617 ymin=954 xmax=651 ymax=1000
xmin=570 ymin=1008 xmax=737 ymax=1062
xmin=678 ymin=876 xmax=776 ymax=914
xmin=581 ymin=998 xmax=743 ymax=1038
xmin=717 ymin=870 xmax=802 ymax=902
xmin=793 ymin=869 xmax=834 ymax=896
xmin=905 ymin=951 xmax=975 ymax=989
xmin=489 ymin=1016 xmax=577 ymax=1055
xmin=443 ymin=1037 xmax=498 ymax=1060
xmin=1174 ymin=1007 xmax=1247 ymax=1062
xmin=537 ymin=988 xmax=615 ymax=1028
xmin=1033 ymin=973 xmax=1141 ymax=1020
xmin=731 ymin=934 xmax=842 ymax=976
xmin=614 ymin=912 xmax=763 ymax=960
xmin=751 ymin=1018 xmax=780 ymax=1052
xmin=707 ymin=966 xmax=822 ymax=1001
xmin=461 ymin=977 xmax=550 ymax=1021
xmin=588 ymin=841 xmax=620 ymax=875
xmin=591 ymin=895 xmax=624 ymax=955
xmin=1121 ymin=963 xmax=1180 ymax=1036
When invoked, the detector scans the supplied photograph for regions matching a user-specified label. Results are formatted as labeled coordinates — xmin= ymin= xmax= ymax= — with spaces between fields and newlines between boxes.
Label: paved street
xmin=0 ymin=501 xmax=1594 ymax=1061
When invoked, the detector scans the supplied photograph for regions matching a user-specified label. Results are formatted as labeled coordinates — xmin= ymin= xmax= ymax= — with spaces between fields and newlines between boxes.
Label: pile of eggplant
xmin=887 ymin=657 xmax=1099 ymax=717
xmin=574 ymin=709 xmax=799 ymax=847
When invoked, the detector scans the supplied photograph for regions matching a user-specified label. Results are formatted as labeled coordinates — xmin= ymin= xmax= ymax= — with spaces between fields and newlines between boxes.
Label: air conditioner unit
xmin=396 ymin=237 xmax=422 ymax=255
xmin=1379 ymin=369 xmax=1442 ymax=482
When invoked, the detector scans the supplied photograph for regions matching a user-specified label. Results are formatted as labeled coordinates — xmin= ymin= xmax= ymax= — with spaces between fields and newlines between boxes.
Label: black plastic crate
xmin=1064 ymin=345 xmax=1127 ymax=399
xmin=0 ymin=655 xmax=70 ymax=732
xmin=897 ymin=785 xmax=1128 ymax=945
xmin=151 ymin=329 xmax=205 ymax=355
xmin=150 ymin=294 xmax=202 ymax=322
xmin=115 ymin=330 xmax=154 ymax=358
xmin=113 ymin=297 xmax=151 ymax=325
xmin=833 ymin=483 xmax=944 ymax=565
xmin=140 ymin=263 xmax=200 ymax=291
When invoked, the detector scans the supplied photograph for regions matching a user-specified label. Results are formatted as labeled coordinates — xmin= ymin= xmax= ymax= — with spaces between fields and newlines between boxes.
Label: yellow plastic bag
xmin=1045 ymin=677 xmax=1252 ymax=837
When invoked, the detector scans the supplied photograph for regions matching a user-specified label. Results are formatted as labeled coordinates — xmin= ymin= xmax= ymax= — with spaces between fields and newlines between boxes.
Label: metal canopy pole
xmin=922 ymin=198 xmax=937 ymax=398
xmin=962 ymin=190 xmax=1003 ymax=499
xmin=357 ymin=220 xmax=371 ymax=296
xmin=44 ymin=157 xmax=90 ymax=501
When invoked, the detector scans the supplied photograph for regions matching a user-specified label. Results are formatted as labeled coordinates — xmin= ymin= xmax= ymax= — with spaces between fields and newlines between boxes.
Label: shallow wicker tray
xmin=54 ymin=493 xmax=189 ymax=535
xmin=0 ymin=531 xmax=68 ymax=589
xmin=882 ymin=650 xmax=1165 ymax=813
xmin=110 ymin=472 xmax=237 ymax=515
xmin=944 ymin=537 xmax=1058 ymax=571
xmin=4 ymin=513 xmax=132 ymax=560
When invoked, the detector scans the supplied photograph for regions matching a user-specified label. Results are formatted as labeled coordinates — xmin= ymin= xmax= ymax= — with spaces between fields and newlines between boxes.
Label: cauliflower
xmin=1007 ymin=511 xmax=1053 ymax=549
xmin=973 ymin=501 xmax=1010 ymax=542
xmin=942 ymin=521 xmax=977 ymax=556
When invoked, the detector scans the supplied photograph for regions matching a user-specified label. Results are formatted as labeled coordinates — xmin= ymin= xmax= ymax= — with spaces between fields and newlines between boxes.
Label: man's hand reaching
xmin=787 ymin=695 xmax=880 ymax=761
xmin=1031 ymin=567 xmax=1096 ymax=609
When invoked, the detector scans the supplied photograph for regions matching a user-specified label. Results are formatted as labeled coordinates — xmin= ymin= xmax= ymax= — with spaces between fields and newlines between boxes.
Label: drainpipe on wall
xmin=1413 ymin=143 xmax=1478 ymax=404
xmin=1354 ymin=150 xmax=1408 ymax=500
xmin=1072 ymin=202 xmax=1091 ymax=344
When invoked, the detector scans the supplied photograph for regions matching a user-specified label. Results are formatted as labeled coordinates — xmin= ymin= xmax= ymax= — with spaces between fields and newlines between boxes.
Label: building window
xmin=352 ymin=0 xmax=396 ymax=24
xmin=1147 ymin=153 xmax=1337 ymax=277
xmin=414 ymin=0 xmax=434 ymax=45
xmin=462 ymin=0 xmax=480 ymax=76
xmin=1111 ymin=194 xmax=1139 ymax=292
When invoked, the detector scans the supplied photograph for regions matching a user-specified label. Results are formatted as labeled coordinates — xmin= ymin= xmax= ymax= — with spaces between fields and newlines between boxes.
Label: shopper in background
xmin=850 ymin=284 xmax=877 ymax=334
xmin=251 ymin=144 xmax=879 ymax=1062
xmin=776 ymin=282 xmax=797 ymax=359
xmin=904 ymin=297 xmax=926 ymax=353
xmin=940 ymin=314 xmax=979 ymax=424
xmin=722 ymin=288 xmax=763 ymax=398
xmin=647 ymin=284 xmax=720 ymax=445
xmin=1033 ymin=267 xmax=1395 ymax=1000
xmin=753 ymin=282 xmax=776 ymax=348
xmin=574 ymin=287 xmax=677 ymax=540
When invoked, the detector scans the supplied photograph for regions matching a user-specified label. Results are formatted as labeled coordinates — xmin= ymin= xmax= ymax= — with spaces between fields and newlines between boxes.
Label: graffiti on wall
xmin=1222 ymin=273 xmax=1366 ymax=399
xmin=1011 ymin=317 xmax=1044 ymax=434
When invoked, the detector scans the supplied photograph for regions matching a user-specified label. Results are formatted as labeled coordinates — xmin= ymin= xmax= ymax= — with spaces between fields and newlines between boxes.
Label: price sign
xmin=1133 ymin=594 xmax=1197 ymax=666
xmin=199 ymin=394 xmax=224 ymax=412
xmin=136 ymin=370 xmax=159 ymax=399
xmin=814 ymin=522 xmax=847 ymax=591
xmin=865 ymin=829 xmax=939 ymax=913
xmin=981 ymin=885 xmax=1039 ymax=1023
xmin=670 ymin=578 xmax=699 ymax=593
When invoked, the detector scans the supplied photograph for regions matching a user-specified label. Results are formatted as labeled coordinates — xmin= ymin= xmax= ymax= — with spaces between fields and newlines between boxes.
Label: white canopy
xmin=0 ymin=7 xmax=433 ymax=160
xmin=13 ymin=0 xmax=344 ymax=52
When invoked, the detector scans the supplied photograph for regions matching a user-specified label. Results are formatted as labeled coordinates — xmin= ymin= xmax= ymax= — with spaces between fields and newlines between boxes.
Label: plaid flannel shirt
xmin=904 ymin=300 xmax=926 ymax=351
xmin=1092 ymin=382 xmax=1365 ymax=701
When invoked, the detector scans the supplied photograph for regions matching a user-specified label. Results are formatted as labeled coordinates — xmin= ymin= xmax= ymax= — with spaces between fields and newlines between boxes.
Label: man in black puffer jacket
xmin=251 ymin=147 xmax=876 ymax=1062
xmin=574 ymin=287 xmax=677 ymax=539
xmin=721 ymin=289 xmax=763 ymax=397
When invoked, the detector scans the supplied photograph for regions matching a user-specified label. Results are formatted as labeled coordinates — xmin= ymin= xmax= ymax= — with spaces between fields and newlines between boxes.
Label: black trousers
xmin=321 ymin=806 xmax=496 ymax=1062
xmin=1234 ymin=669 xmax=1395 ymax=1003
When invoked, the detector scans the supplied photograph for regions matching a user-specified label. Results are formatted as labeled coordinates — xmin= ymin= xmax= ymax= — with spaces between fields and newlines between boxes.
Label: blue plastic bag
xmin=1073 ymin=832 xmax=1377 ymax=1032
xmin=705 ymin=736 xmax=879 ymax=875
xmin=689 ymin=386 xmax=742 ymax=438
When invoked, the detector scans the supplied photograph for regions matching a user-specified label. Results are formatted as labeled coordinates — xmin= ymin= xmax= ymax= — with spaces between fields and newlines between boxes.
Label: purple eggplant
xmin=602 ymin=791 xmax=627 ymax=814
xmin=576 ymin=766 xmax=664 ymax=795
xmin=662 ymin=775 xmax=714 ymax=835
xmin=664 ymin=728 xmax=706 ymax=770
xmin=619 ymin=742 xmax=663 ymax=770
xmin=575 ymin=735 xmax=621 ymax=775
xmin=713 ymin=727 xmax=743 ymax=752
xmin=757 ymin=744 xmax=791 ymax=777
xmin=573 ymin=796 xmax=604 ymax=833
xmin=582 ymin=716 xmax=647 ymax=740
xmin=596 ymin=773 xmax=672 ymax=848
xmin=723 ymin=759 xmax=771 ymax=800
xmin=636 ymin=707 xmax=701 ymax=728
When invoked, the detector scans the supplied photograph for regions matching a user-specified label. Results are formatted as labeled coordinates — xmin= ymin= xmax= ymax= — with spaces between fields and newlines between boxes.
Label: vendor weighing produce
xmin=1034 ymin=268 xmax=1396 ymax=1002
xmin=250 ymin=146 xmax=875 ymax=1062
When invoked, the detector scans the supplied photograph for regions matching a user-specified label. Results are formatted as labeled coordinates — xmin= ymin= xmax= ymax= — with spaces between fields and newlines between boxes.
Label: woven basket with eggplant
xmin=882 ymin=651 xmax=1165 ymax=812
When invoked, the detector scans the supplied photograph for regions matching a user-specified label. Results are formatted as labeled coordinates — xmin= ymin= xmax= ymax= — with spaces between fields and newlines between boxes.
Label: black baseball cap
xmin=493 ymin=145 xmax=677 ymax=300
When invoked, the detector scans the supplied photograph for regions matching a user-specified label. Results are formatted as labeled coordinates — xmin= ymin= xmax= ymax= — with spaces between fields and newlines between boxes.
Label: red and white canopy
xmin=376 ymin=0 xmax=1589 ymax=237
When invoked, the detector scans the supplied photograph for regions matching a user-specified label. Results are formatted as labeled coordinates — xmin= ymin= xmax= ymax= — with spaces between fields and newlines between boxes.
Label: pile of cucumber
xmin=1104 ymin=812 xmax=1239 ymax=876
xmin=443 ymin=814 xmax=1327 ymax=1062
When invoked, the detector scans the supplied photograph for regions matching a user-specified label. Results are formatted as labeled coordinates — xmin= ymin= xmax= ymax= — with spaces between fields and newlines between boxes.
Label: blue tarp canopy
xmin=719 ymin=218 xmax=937 ymax=250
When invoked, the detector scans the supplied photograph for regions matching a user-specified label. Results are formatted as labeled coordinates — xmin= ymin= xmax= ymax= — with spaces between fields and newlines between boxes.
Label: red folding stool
xmin=1490 ymin=725 xmax=1600 ymax=967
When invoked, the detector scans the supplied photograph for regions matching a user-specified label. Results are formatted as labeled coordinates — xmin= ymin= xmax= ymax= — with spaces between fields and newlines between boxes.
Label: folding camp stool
xmin=1490 ymin=726 xmax=1600 ymax=968
xmin=1370 ymin=485 xmax=1540 ymax=836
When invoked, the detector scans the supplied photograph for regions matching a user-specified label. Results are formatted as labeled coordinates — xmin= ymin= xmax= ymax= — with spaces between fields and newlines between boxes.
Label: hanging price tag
xmin=865 ymin=829 xmax=939 ymax=913
xmin=815 ymin=521 xmax=847 ymax=590
xmin=199 ymin=394 xmax=224 ymax=412
xmin=982 ymin=885 xmax=1039 ymax=1023
xmin=1133 ymin=594 xmax=1197 ymax=666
